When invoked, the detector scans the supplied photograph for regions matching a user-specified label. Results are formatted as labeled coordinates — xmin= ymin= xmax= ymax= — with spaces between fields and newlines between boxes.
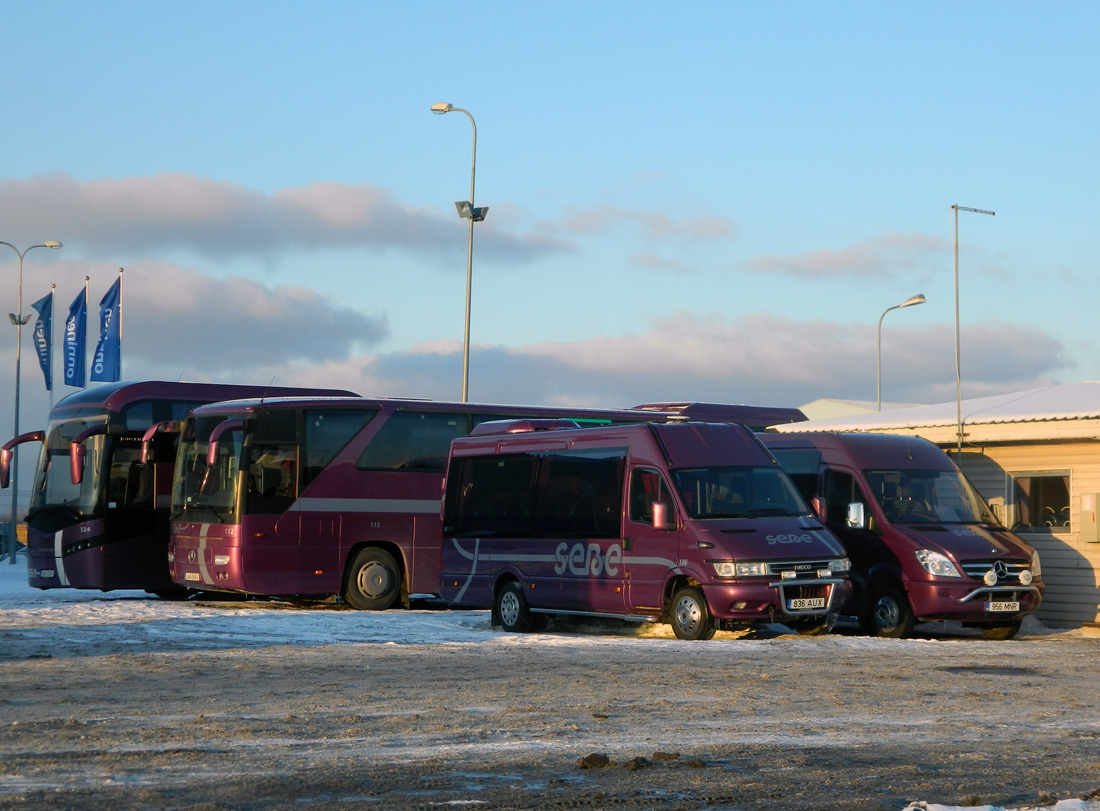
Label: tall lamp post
xmin=877 ymin=293 xmax=926 ymax=411
xmin=951 ymin=204 xmax=995 ymax=456
xmin=431 ymin=102 xmax=488 ymax=403
xmin=1 ymin=240 xmax=63 ymax=563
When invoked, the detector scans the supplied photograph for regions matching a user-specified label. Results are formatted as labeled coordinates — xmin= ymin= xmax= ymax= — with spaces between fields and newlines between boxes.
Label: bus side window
xmin=823 ymin=469 xmax=863 ymax=524
xmin=629 ymin=468 xmax=667 ymax=524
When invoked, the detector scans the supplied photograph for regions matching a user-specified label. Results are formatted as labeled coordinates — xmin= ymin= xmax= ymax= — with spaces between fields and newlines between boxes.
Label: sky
xmin=1 ymin=2 xmax=1098 ymax=441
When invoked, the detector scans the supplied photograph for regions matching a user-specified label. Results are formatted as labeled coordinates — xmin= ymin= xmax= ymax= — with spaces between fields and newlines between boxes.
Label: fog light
xmin=983 ymin=569 xmax=998 ymax=587
xmin=1020 ymin=570 xmax=1033 ymax=586
xmin=781 ymin=570 xmax=796 ymax=580
xmin=733 ymin=601 xmax=747 ymax=609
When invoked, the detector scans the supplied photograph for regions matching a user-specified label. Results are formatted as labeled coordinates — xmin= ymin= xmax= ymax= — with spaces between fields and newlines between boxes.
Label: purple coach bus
xmin=439 ymin=420 xmax=852 ymax=639
xmin=167 ymin=397 xmax=799 ymax=609
xmin=0 ymin=381 xmax=354 ymax=595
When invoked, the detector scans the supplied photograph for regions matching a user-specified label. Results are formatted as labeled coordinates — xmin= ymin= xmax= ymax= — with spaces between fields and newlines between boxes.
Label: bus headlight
xmin=214 ymin=555 xmax=231 ymax=566
xmin=915 ymin=549 xmax=961 ymax=577
xmin=713 ymin=562 xmax=736 ymax=577
xmin=828 ymin=557 xmax=851 ymax=573
xmin=713 ymin=561 xmax=767 ymax=577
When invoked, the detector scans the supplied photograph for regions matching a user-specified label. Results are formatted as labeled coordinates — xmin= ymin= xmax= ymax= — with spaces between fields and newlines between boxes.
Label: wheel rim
xmin=675 ymin=594 xmax=703 ymax=635
xmin=873 ymin=595 xmax=900 ymax=631
xmin=499 ymin=589 xmax=521 ymax=627
xmin=356 ymin=561 xmax=393 ymax=599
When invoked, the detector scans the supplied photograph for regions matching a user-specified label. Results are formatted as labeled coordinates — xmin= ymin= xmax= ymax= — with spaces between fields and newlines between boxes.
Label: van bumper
xmin=704 ymin=577 xmax=853 ymax=621
xmin=907 ymin=580 xmax=1043 ymax=622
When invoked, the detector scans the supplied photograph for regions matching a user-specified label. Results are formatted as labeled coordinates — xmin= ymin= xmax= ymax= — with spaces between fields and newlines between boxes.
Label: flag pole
xmin=118 ymin=268 xmax=123 ymax=379
xmin=48 ymin=284 xmax=55 ymax=410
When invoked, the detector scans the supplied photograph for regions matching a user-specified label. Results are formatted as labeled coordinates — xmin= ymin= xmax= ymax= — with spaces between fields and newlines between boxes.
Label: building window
xmin=1010 ymin=472 xmax=1070 ymax=533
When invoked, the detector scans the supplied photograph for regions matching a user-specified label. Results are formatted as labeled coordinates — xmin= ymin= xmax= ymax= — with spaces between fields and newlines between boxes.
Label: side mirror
xmin=0 ymin=448 xmax=11 ymax=490
xmin=811 ymin=496 xmax=826 ymax=521
xmin=1 ymin=430 xmax=46 ymax=489
xmin=141 ymin=421 xmax=175 ymax=464
xmin=652 ymin=501 xmax=671 ymax=531
xmin=847 ymin=501 xmax=866 ymax=529
xmin=71 ymin=443 xmax=87 ymax=485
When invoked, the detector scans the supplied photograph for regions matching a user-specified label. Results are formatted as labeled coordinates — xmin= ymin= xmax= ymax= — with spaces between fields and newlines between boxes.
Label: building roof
xmin=773 ymin=381 xmax=1100 ymax=439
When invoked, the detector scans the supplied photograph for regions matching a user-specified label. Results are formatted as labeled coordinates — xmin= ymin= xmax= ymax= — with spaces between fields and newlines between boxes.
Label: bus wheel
xmin=344 ymin=548 xmax=401 ymax=610
xmin=495 ymin=582 xmax=534 ymax=633
xmin=670 ymin=586 xmax=716 ymax=640
xmin=979 ymin=620 xmax=1023 ymax=640
xmin=861 ymin=582 xmax=915 ymax=638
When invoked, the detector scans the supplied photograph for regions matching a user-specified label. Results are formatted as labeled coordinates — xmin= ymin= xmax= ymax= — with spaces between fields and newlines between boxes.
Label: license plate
xmin=987 ymin=601 xmax=1019 ymax=612
xmin=184 ymin=572 xmax=201 ymax=582
xmin=788 ymin=598 xmax=826 ymax=610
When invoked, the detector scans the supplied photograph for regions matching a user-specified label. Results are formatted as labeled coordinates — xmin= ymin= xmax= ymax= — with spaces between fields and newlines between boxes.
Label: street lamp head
xmin=44 ymin=241 xmax=62 ymax=249
xmin=431 ymin=102 xmax=453 ymax=115
xmin=900 ymin=293 xmax=926 ymax=309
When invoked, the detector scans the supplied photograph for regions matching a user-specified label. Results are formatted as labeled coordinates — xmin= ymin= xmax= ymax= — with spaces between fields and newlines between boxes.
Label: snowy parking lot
xmin=1 ymin=563 xmax=1100 ymax=811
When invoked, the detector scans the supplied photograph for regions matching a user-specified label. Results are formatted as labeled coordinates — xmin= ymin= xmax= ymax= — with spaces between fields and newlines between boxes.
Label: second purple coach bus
xmin=0 ymin=381 xmax=355 ymax=594
xmin=167 ymin=397 xmax=800 ymax=608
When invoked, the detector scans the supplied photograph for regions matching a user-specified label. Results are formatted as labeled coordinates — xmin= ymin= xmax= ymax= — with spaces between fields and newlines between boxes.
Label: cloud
xmin=0 ymin=174 xmax=571 ymax=265
xmin=255 ymin=312 xmax=1071 ymax=411
xmin=740 ymin=230 xmax=946 ymax=280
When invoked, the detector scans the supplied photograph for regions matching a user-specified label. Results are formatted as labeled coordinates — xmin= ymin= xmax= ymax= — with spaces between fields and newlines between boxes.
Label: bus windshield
xmin=672 ymin=465 xmax=809 ymax=519
xmin=171 ymin=416 xmax=245 ymax=524
xmin=864 ymin=468 xmax=998 ymax=525
xmin=29 ymin=419 xmax=109 ymax=523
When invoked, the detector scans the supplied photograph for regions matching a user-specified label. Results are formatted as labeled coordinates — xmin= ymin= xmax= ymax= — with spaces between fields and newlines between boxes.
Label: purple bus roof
xmin=50 ymin=381 xmax=358 ymax=415
xmin=762 ymin=431 xmax=951 ymax=469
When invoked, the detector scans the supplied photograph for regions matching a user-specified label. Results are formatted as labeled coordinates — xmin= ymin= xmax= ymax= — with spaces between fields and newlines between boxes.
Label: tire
xmin=343 ymin=547 xmax=401 ymax=610
xmin=979 ymin=620 xmax=1023 ymax=640
xmin=861 ymin=582 xmax=916 ymax=638
xmin=670 ymin=586 xmax=716 ymax=641
xmin=495 ymin=581 xmax=534 ymax=633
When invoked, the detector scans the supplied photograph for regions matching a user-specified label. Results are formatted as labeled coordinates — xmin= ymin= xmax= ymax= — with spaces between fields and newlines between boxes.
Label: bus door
xmin=540 ymin=450 xmax=628 ymax=615
xmin=622 ymin=467 xmax=678 ymax=616
xmin=245 ymin=443 xmax=304 ymax=594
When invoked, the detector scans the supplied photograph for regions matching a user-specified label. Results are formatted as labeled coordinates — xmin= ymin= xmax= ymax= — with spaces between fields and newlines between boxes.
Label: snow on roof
xmin=774 ymin=381 xmax=1100 ymax=433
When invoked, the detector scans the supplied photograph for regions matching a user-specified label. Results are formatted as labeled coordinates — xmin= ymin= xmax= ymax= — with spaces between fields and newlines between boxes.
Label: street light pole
xmin=876 ymin=293 xmax=926 ymax=411
xmin=951 ymin=205 xmax=995 ymax=456
xmin=432 ymin=102 xmax=487 ymax=403
xmin=1 ymin=240 xmax=62 ymax=563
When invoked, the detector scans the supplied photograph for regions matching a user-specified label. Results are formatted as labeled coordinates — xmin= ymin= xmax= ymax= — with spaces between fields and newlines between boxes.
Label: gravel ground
xmin=1 ymin=594 xmax=1099 ymax=810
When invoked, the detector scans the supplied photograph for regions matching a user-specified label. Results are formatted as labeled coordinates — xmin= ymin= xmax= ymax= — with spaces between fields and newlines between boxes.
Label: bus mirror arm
xmin=206 ymin=419 xmax=245 ymax=467
xmin=141 ymin=421 xmax=175 ymax=464
xmin=71 ymin=444 xmax=86 ymax=485
xmin=0 ymin=431 xmax=45 ymax=489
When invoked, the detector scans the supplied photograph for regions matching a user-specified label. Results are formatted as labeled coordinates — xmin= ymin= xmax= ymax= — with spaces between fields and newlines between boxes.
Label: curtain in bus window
xmin=534 ymin=452 xmax=624 ymax=538
xmin=357 ymin=411 xmax=466 ymax=472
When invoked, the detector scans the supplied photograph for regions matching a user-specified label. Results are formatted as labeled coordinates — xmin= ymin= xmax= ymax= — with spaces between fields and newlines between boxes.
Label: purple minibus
xmin=167 ymin=397 xmax=796 ymax=609
xmin=439 ymin=420 xmax=853 ymax=639
xmin=0 ymin=381 xmax=354 ymax=594
xmin=762 ymin=432 xmax=1043 ymax=639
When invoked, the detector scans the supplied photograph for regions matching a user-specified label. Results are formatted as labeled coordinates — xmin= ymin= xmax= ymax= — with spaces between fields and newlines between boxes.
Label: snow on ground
xmin=2 ymin=556 xmax=1099 ymax=811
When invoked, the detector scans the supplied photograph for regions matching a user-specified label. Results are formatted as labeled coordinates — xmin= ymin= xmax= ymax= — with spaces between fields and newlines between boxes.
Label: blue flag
xmin=64 ymin=288 xmax=86 ymax=389
xmin=30 ymin=291 xmax=53 ymax=391
xmin=90 ymin=277 xmax=121 ymax=383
